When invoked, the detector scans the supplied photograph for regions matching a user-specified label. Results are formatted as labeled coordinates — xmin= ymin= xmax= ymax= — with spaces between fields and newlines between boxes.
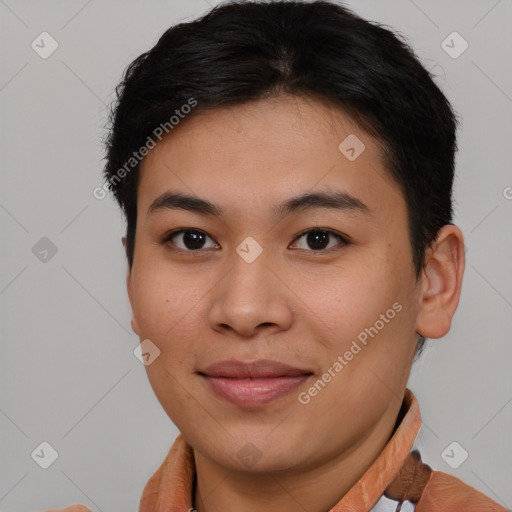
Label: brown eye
xmin=164 ymin=229 xmax=219 ymax=251
xmin=291 ymin=229 xmax=348 ymax=252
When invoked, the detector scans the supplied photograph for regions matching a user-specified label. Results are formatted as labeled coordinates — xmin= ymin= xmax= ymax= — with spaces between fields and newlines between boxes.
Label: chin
xmin=192 ymin=428 xmax=309 ymax=472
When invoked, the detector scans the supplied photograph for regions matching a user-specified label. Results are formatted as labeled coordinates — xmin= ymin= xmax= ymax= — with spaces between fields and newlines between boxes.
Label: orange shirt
xmin=48 ymin=389 xmax=508 ymax=512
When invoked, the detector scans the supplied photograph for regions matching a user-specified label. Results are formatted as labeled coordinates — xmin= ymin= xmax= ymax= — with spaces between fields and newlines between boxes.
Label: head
xmin=103 ymin=0 xmax=464 ymax=474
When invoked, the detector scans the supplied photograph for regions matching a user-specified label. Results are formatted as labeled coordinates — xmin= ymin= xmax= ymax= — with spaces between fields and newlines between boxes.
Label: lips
xmin=199 ymin=359 xmax=313 ymax=378
xmin=198 ymin=359 xmax=313 ymax=407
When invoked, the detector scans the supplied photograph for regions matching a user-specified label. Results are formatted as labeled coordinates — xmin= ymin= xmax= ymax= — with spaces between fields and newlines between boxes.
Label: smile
xmin=197 ymin=359 xmax=314 ymax=407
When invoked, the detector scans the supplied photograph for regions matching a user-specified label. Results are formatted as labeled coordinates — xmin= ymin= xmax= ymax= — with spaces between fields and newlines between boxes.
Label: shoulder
xmin=416 ymin=470 xmax=509 ymax=511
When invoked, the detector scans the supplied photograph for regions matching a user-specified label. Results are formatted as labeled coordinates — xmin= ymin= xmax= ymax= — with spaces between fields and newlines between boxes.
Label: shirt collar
xmin=139 ymin=388 xmax=421 ymax=512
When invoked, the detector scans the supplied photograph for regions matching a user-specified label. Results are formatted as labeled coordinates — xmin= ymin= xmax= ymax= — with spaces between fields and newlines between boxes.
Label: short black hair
xmin=102 ymin=0 xmax=459 ymax=357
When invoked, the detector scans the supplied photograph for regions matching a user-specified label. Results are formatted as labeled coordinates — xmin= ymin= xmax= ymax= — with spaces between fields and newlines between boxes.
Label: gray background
xmin=1 ymin=0 xmax=511 ymax=510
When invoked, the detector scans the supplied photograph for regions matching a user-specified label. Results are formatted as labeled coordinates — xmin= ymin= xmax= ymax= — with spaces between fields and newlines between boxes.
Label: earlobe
xmin=131 ymin=318 xmax=140 ymax=335
xmin=415 ymin=225 xmax=465 ymax=339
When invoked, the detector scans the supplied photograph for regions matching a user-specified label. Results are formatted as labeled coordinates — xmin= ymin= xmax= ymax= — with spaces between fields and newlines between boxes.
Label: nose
xmin=207 ymin=248 xmax=294 ymax=338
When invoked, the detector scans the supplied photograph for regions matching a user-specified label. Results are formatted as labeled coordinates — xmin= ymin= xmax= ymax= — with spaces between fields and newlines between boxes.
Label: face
xmin=127 ymin=94 xmax=422 ymax=473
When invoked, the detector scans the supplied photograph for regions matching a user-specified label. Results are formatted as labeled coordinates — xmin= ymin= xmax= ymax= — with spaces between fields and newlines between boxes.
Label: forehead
xmin=137 ymin=94 xmax=403 ymax=222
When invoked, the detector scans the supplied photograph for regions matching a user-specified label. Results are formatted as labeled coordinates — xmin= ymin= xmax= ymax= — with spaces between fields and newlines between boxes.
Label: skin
xmin=126 ymin=93 xmax=465 ymax=512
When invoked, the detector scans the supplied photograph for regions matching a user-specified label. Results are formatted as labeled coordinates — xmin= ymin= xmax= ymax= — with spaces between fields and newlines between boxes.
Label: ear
xmin=123 ymin=237 xmax=140 ymax=336
xmin=415 ymin=224 xmax=465 ymax=339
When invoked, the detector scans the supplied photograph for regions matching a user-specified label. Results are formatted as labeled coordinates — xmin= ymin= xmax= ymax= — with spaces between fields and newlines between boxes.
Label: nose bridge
xmin=226 ymin=241 xmax=274 ymax=305
xmin=208 ymin=240 xmax=294 ymax=336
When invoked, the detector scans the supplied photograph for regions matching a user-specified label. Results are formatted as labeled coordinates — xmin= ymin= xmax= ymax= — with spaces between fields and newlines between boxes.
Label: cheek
xmin=130 ymin=257 xmax=195 ymax=336
xmin=130 ymin=263 xmax=198 ymax=412
xmin=310 ymin=263 xmax=392 ymax=337
xmin=131 ymin=272 xmax=168 ymax=336
xmin=129 ymin=260 xmax=212 ymax=387
xmin=306 ymin=258 xmax=414 ymax=376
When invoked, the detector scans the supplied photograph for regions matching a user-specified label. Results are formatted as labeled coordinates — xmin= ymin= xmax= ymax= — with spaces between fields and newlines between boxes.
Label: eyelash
xmin=161 ymin=227 xmax=350 ymax=255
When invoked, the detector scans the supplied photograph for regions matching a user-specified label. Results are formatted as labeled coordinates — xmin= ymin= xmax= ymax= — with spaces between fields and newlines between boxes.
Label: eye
xmin=290 ymin=228 xmax=349 ymax=252
xmin=162 ymin=229 xmax=219 ymax=252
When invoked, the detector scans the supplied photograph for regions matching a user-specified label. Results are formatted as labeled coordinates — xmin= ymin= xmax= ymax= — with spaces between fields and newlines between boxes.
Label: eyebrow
xmin=147 ymin=190 xmax=370 ymax=218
